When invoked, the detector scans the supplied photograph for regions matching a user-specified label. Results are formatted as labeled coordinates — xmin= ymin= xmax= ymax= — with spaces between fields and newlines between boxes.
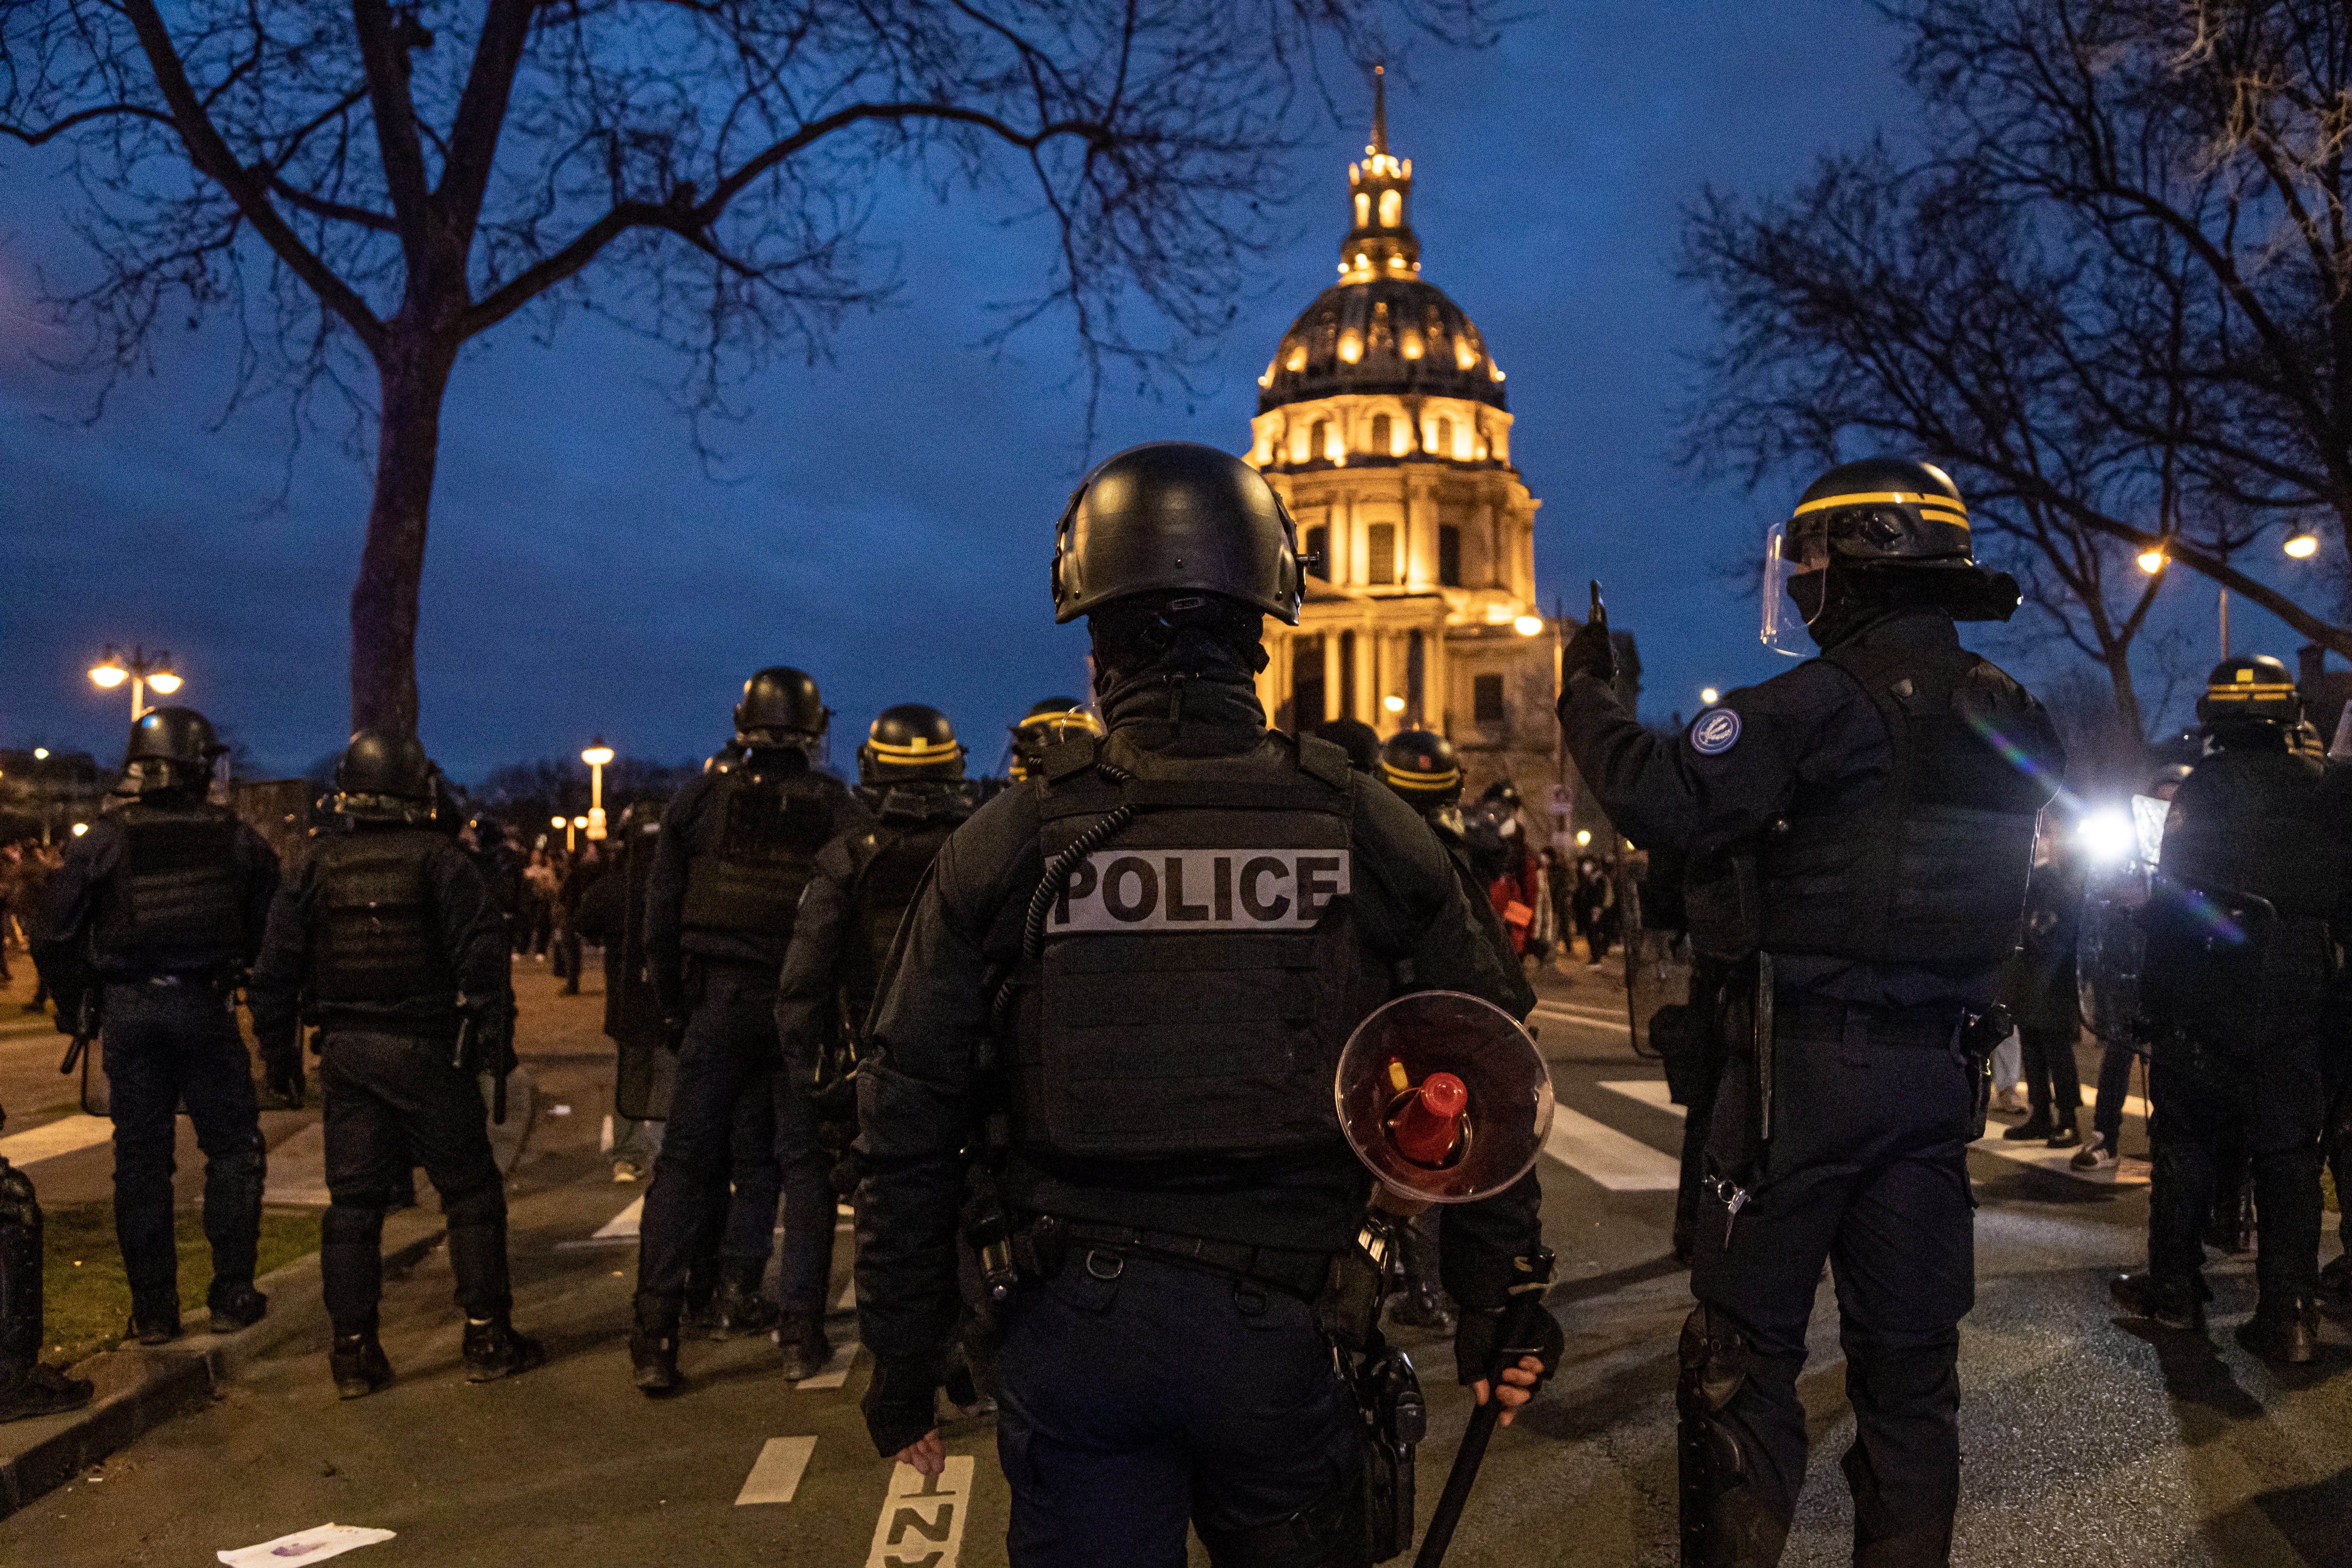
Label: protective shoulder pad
xmin=1294 ymin=733 xmax=1355 ymax=793
xmin=1039 ymin=735 xmax=1100 ymax=783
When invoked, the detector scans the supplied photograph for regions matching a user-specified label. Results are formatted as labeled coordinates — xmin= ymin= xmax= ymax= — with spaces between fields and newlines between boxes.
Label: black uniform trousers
xmin=101 ymin=980 xmax=265 ymax=1314
xmin=1687 ymin=1005 xmax=1975 ymax=1564
xmin=2146 ymin=1028 xmax=2326 ymax=1305
xmin=637 ymin=966 xmax=832 ymax=1311
xmin=993 ymin=1251 xmax=1362 ymax=1568
xmin=319 ymin=1029 xmax=509 ymax=1329
xmin=2018 ymin=1025 xmax=2080 ymax=1116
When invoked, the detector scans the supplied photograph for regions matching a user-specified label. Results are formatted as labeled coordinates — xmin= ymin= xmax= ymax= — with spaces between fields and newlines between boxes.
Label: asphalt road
xmin=3 ymin=956 xmax=2347 ymax=1568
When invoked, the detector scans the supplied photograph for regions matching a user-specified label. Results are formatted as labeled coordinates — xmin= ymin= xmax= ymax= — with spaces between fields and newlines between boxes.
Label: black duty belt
xmin=1036 ymin=1218 xmax=1332 ymax=1301
xmin=1777 ymin=998 xmax=1964 ymax=1051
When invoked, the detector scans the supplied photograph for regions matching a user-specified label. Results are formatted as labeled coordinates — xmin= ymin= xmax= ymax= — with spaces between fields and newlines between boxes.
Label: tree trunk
xmin=350 ymin=337 xmax=455 ymax=736
xmin=2103 ymin=645 xmax=2145 ymax=745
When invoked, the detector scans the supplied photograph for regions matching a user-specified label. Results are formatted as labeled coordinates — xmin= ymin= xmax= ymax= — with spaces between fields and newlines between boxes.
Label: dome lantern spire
xmin=1343 ymin=65 xmax=1417 ymax=283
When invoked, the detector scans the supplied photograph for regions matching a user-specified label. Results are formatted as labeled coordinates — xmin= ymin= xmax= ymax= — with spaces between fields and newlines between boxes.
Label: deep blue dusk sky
xmin=0 ymin=3 xmax=2291 ymax=781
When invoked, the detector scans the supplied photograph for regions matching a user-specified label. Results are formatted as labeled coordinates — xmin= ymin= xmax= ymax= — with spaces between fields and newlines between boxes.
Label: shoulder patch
xmin=1689 ymin=707 xmax=1742 ymax=756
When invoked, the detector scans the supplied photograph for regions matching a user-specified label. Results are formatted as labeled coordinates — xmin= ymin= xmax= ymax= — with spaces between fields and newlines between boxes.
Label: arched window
xmin=1371 ymin=413 xmax=1391 ymax=454
xmin=1354 ymin=192 xmax=1370 ymax=228
xmin=1438 ymin=525 xmax=1462 ymax=587
xmin=1434 ymin=416 xmax=1453 ymax=458
xmin=1379 ymin=189 xmax=1402 ymax=227
xmin=1311 ymin=419 xmax=1330 ymax=462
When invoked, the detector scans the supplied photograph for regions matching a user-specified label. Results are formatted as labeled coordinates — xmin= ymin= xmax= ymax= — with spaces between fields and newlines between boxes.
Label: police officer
xmin=0 ymin=1108 xmax=95 ymax=1422
xmin=2112 ymin=656 xmax=2345 ymax=1363
xmin=770 ymin=705 xmax=978 ymax=1375
xmin=855 ymin=442 xmax=1558 ymax=1566
xmin=247 ymin=732 xmax=539 ymax=1395
xmin=35 ymin=707 xmax=280 ymax=1343
xmin=1557 ymin=458 xmax=2061 ymax=1567
xmin=1007 ymin=699 xmax=1104 ymax=784
xmin=630 ymin=668 xmax=865 ymax=1393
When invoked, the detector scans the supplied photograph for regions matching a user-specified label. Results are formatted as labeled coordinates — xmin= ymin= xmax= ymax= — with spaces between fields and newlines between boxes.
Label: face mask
xmin=1787 ymin=569 xmax=1828 ymax=623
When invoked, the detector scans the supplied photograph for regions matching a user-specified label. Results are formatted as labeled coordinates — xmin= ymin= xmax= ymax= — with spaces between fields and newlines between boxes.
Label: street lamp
xmin=580 ymin=738 xmax=614 ymax=840
xmin=1512 ymin=614 xmax=1545 ymax=637
xmin=2284 ymin=533 xmax=2320 ymax=559
xmin=1700 ymin=686 xmax=1720 ymax=707
xmin=88 ymin=645 xmax=180 ymax=720
xmin=2136 ymin=549 xmax=2166 ymax=574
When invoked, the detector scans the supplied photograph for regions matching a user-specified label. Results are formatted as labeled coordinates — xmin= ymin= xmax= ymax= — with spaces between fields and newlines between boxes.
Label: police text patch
xmin=1689 ymin=708 xmax=1742 ymax=756
xmin=1053 ymin=849 xmax=1350 ymax=932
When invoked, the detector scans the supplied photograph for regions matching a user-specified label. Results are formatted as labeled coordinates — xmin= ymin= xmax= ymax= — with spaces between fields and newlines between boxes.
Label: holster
xmin=1353 ymin=1337 xmax=1423 ymax=1562
xmin=1957 ymin=1004 xmax=2010 ymax=1143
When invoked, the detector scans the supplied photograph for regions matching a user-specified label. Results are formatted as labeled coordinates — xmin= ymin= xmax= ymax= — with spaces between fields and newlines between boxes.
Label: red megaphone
xmin=1336 ymin=991 xmax=1554 ymax=1204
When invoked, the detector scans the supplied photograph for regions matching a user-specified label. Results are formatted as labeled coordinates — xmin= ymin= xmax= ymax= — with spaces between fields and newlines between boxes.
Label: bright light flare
xmin=2076 ymin=809 xmax=2136 ymax=866
xmin=581 ymin=744 xmax=615 ymax=767
xmin=146 ymin=671 xmax=182 ymax=695
xmin=550 ymin=815 xmax=567 ymax=829
xmin=1382 ymin=695 xmax=1406 ymax=714
xmin=1513 ymin=614 xmax=1544 ymax=636
xmin=1574 ymin=829 xmax=1592 ymax=846
xmin=2136 ymin=549 xmax=2166 ymax=574
xmin=1700 ymin=687 xmax=1721 ymax=706
xmin=32 ymin=748 xmax=48 ymax=760
xmin=89 ymin=664 xmax=127 ymax=688
xmin=572 ymin=816 xmax=588 ymax=829
xmin=71 ymin=822 xmax=88 ymax=836
xmin=2284 ymin=533 xmax=2319 ymax=559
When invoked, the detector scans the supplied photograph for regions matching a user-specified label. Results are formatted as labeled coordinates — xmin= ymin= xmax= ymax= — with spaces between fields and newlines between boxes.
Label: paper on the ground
xmin=217 ymin=1524 xmax=395 ymax=1566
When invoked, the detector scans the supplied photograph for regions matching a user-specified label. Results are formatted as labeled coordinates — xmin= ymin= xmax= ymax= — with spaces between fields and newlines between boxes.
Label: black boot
xmin=773 ymin=1308 xmax=832 ymax=1382
xmin=630 ymin=1294 xmax=683 ymax=1395
xmin=330 ymin=1329 xmax=394 ymax=1400
xmin=707 ymin=1263 xmax=781 ymax=1339
xmin=2320 ymin=1253 xmax=2352 ymax=1307
xmin=2235 ymin=1298 xmax=2320 ymax=1365
xmin=125 ymin=1295 xmax=181 ymax=1346
xmin=2044 ymin=1109 xmax=2082 ymax=1149
xmin=2110 ymin=1271 xmax=2207 ymax=1331
xmin=208 ymin=1282 xmax=268 ymax=1334
xmin=2002 ymin=1108 xmax=2056 ymax=1141
xmin=0 ymin=1362 xmax=94 ymax=1424
xmin=462 ymin=1313 xmax=545 ymax=1383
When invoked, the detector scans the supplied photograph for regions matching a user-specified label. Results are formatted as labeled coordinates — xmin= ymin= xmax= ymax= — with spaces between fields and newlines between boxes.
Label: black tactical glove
xmin=1559 ymin=616 xmax=1617 ymax=688
xmin=862 ymin=1353 xmax=944 ymax=1457
xmin=1454 ymin=1299 xmax=1566 ymax=1390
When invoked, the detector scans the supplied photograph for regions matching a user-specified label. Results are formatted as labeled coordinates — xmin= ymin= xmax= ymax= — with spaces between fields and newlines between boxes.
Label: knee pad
xmin=441 ymin=1183 xmax=506 ymax=1233
xmin=1677 ymin=1306 xmax=1791 ymax=1568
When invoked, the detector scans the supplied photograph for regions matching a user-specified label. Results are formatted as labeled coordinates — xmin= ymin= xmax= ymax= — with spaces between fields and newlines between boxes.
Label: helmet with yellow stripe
xmin=1008 ymin=698 xmax=1105 ymax=781
xmin=858 ymin=704 xmax=967 ymax=784
xmin=1378 ymin=729 xmax=1463 ymax=807
xmin=2194 ymin=654 xmax=2301 ymax=732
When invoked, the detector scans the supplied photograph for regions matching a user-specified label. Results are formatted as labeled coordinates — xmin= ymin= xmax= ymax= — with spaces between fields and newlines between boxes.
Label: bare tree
xmin=2 ymin=0 xmax=1489 ymax=732
xmin=1682 ymin=0 xmax=2352 ymax=730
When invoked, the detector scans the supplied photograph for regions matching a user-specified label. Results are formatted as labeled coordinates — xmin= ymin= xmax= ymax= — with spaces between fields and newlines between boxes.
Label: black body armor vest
xmin=1704 ymin=638 xmax=2059 ymax=974
xmin=93 ymin=804 xmax=244 ymax=972
xmin=308 ymin=830 xmax=457 ymax=1009
xmin=844 ymin=808 xmax=967 ymax=1027
xmin=1010 ymin=733 xmax=1391 ymax=1163
xmin=679 ymin=771 xmax=835 ymax=943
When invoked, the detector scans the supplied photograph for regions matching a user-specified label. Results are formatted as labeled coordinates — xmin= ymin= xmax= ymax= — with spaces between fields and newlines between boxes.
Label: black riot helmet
xmin=1008 ymin=699 xmax=1105 ymax=781
xmin=1314 ymin=718 xmax=1382 ymax=775
xmin=1379 ymin=729 xmax=1463 ymax=806
xmin=332 ymin=729 xmax=440 ymax=825
xmin=1051 ymin=442 xmax=1306 ymax=625
xmin=2195 ymin=654 xmax=2301 ymax=732
xmin=734 ymin=668 xmax=829 ymax=748
xmin=1763 ymin=457 xmax=2021 ymax=654
xmin=859 ymin=704 xmax=967 ymax=784
xmin=121 ymin=705 xmax=225 ymax=796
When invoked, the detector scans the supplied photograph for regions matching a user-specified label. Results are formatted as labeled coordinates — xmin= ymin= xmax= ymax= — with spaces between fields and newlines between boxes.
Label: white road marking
xmin=0 ymin=1113 xmax=114 ymax=1167
xmin=1532 ymin=1001 xmax=1629 ymax=1032
xmin=834 ymin=1275 xmax=857 ymax=1313
xmin=794 ymin=1339 xmax=862 ymax=1391
xmin=1972 ymin=1133 xmax=2151 ymax=1186
xmin=864 ymin=1457 xmax=974 ymax=1568
xmin=1542 ymin=1106 xmax=1681 ymax=1191
xmin=1600 ymin=1080 xmax=1685 ymax=1118
xmin=735 ymin=1436 xmax=818 ymax=1505
xmin=594 ymin=1197 xmax=643 ymax=1239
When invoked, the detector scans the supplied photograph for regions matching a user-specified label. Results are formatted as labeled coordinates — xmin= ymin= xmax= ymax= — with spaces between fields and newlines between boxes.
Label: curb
xmin=0 ymin=1068 xmax=537 ymax=1521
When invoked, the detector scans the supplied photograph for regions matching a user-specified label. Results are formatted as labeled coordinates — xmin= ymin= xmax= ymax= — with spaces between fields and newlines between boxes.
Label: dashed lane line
xmin=795 ymin=1339 xmax=863 ymax=1392
xmin=864 ymin=1457 xmax=975 ymax=1568
xmin=1532 ymin=1000 xmax=1629 ymax=1034
xmin=1542 ymin=1105 xmax=1680 ymax=1192
xmin=1600 ymin=1080 xmax=1683 ymax=1118
xmin=0 ymin=1112 xmax=113 ymax=1167
xmin=735 ymin=1436 xmax=818 ymax=1505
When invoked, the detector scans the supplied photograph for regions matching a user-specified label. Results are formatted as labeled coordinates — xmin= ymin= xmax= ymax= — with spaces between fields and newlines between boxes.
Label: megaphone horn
xmin=1336 ymin=991 xmax=1555 ymax=1205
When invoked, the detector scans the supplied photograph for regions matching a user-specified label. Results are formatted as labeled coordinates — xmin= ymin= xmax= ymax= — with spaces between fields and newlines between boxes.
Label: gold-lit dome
xmin=1257 ymin=68 xmax=1506 ymax=415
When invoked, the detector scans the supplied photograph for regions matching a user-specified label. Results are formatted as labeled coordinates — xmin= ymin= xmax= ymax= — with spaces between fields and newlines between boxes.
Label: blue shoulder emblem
xmin=1689 ymin=708 xmax=1742 ymax=756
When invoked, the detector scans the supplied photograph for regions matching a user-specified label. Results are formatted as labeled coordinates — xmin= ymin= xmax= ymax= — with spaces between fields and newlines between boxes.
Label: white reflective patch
xmin=1052 ymin=848 xmax=1351 ymax=932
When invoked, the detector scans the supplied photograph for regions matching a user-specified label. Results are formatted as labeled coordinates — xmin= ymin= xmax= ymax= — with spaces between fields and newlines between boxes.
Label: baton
xmin=1413 ymin=1249 xmax=1556 ymax=1568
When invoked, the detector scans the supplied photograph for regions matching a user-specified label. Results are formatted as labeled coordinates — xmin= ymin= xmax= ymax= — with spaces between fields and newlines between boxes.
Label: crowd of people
xmin=2 ymin=443 xmax=2346 ymax=1568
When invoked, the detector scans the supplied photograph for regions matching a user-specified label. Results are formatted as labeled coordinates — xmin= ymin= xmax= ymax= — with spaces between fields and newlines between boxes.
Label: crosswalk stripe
xmin=0 ymin=1113 xmax=113 ymax=1167
xmin=594 ymin=1197 xmax=643 ymax=1239
xmin=865 ymin=1457 xmax=974 ymax=1568
xmin=1600 ymin=1080 xmax=1685 ymax=1119
xmin=735 ymin=1436 xmax=818 ymax=1505
xmin=794 ymin=1339 xmax=862 ymax=1391
xmin=1542 ymin=1106 xmax=1680 ymax=1191
xmin=1532 ymin=1001 xmax=1628 ymax=1031
xmin=835 ymin=1275 xmax=857 ymax=1313
xmin=1971 ymin=1132 xmax=2150 ymax=1186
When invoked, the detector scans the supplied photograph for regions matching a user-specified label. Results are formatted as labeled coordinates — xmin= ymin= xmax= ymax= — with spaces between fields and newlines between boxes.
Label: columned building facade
xmin=1245 ymin=76 xmax=1561 ymax=799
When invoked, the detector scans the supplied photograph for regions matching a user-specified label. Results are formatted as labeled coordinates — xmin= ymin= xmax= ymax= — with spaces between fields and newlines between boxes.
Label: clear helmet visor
xmin=1759 ymin=521 xmax=1812 ymax=657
